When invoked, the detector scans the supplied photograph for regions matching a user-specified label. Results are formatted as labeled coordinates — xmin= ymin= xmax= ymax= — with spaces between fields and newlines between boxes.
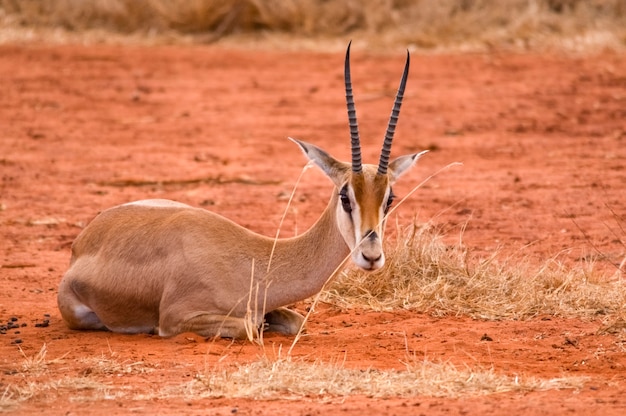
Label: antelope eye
xmin=339 ymin=186 xmax=352 ymax=214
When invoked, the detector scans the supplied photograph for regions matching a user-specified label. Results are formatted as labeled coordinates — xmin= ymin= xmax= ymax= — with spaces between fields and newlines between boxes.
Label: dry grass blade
xmin=323 ymin=222 xmax=626 ymax=319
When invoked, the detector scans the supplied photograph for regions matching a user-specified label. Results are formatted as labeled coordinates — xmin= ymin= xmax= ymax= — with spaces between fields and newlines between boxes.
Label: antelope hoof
xmin=264 ymin=308 xmax=305 ymax=335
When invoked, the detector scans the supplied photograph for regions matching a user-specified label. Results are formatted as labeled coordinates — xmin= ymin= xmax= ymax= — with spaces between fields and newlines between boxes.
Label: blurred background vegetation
xmin=1 ymin=0 xmax=625 ymax=50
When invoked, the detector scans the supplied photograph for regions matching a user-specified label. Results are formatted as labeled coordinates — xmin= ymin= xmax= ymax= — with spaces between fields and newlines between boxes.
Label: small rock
xmin=480 ymin=333 xmax=493 ymax=342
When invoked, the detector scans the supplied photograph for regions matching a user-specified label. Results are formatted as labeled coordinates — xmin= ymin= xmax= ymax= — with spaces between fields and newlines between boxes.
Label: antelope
xmin=57 ymin=43 xmax=428 ymax=339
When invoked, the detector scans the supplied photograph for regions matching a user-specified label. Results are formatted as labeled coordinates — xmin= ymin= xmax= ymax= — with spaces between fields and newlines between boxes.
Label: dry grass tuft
xmin=323 ymin=222 xmax=626 ymax=320
xmin=17 ymin=344 xmax=60 ymax=376
xmin=0 ymin=0 xmax=625 ymax=50
xmin=77 ymin=355 xmax=157 ymax=376
xmin=0 ymin=345 xmax=159 ymax=410
xmin=186 ymin=355 xmax=586 ymax=399
xmin=0 ymin=344 xmax=587 ymax=408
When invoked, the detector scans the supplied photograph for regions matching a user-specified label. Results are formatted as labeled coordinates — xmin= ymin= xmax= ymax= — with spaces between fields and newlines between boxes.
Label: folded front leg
xmin=159 ymin=312 xmax=257 ymax=339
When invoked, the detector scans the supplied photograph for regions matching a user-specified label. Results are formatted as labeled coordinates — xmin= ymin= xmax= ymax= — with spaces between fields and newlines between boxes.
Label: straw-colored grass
xmin=323 ymin=222 xmax=626 ymax=320
xmin=186 ymin=355 xmax=586 ymax=400
xmin=0 ymin=0 xmax=625 ymax=50
xmin=0 ymin=346 xmax=587 ymax=411
xmin=0 ymin=344 xmax=158 ymax=411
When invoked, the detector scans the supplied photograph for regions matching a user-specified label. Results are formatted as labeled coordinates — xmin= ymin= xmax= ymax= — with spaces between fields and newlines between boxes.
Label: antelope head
xmin=292 ymin=43 xmax=427 ymax=271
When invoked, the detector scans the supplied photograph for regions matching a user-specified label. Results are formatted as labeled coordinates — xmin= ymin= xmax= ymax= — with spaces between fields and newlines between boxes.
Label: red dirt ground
xmin=1 ymin=43 xmax=625 ymax=415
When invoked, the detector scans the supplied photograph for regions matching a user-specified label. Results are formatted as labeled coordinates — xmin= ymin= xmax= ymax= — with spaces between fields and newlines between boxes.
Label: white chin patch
xmin=353 ymin=252 xmax=385 ymax=271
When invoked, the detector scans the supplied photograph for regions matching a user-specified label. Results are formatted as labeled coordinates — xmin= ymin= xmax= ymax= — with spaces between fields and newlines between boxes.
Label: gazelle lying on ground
xmin=57 ymin=43 xmax=428 ymax=339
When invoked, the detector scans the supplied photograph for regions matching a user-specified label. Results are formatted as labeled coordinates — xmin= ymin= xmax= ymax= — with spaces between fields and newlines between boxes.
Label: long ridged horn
xmin=345 ymin=41 xmax=362 ymax=174
xmin=377 ymin=50 xmax=410 ymax=176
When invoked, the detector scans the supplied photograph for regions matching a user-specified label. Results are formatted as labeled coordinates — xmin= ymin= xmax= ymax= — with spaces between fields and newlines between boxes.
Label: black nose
xmin=361 ymin=252 xmax=382 ymax=264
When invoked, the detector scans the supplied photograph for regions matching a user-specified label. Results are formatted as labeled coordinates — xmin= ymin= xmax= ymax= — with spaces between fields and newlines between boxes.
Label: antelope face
xmin=290 ymin=140 xmax=424 ymax=272
xmin=290 ymin=42 xmax=426 ymax=271
xmin=337 ymin=167 xmax=391 ymax=270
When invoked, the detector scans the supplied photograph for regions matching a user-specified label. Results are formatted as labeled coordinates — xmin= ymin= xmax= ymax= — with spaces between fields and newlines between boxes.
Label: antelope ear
xmin=289 ymin=137 xmax=349 ymax=188
xmin=388 ymin=150 xmax=428 ymax=184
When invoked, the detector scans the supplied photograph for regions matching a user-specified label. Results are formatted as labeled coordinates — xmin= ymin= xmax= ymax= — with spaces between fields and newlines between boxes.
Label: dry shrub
xmin=0 ymin=0 xmax=366 ymax=35
xmin=323 ymin=222 xmax=626 ymax=319
xmin=0 ymin=0 xmax=625 ymax=49
xmin=383 ymin=0 xmax=626 ymax=49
